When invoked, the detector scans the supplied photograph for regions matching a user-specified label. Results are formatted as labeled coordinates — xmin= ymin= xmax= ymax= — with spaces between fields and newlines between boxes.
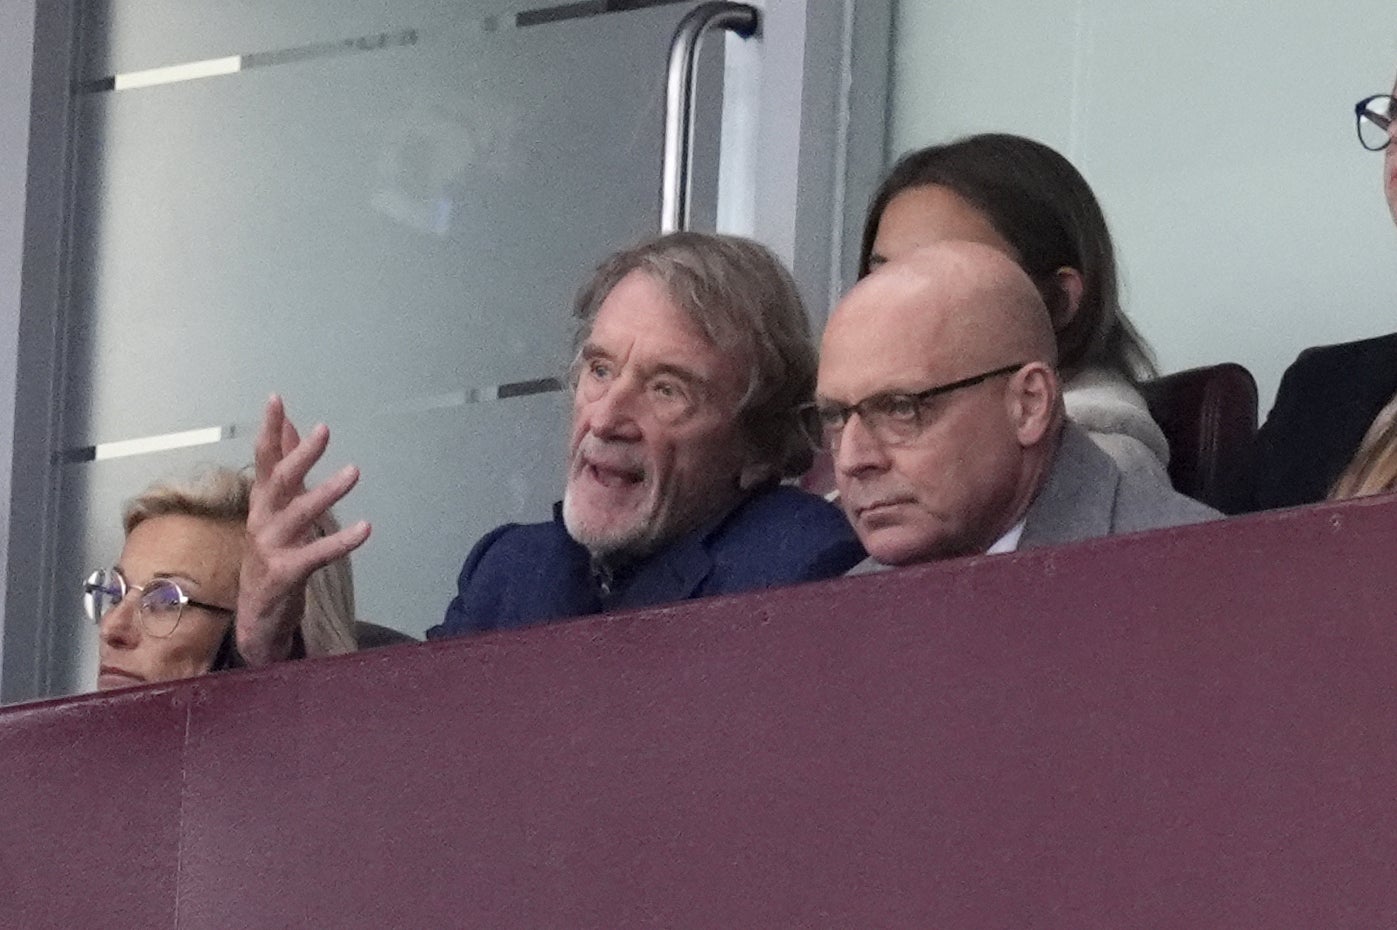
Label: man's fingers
xmin=252 ymin=463 xmax=361 ymax=548
xmin=279 ymin=415 xmax=301 ymax=460
xmin=274 ymin=521 xmax=372 ymax=585
xmin=276 ymin=402 xmax=301 ymax=455
xmin=260 ymin=422 xmax=332 ymax=511
xmin=279 ymin=464 xmax=362 ymax=542
xmin=301 ymin=520 xmax=372 ymax=568
xmin=278 ymin=415 xmax=304 ymax=498
xmin=253 ymin=394 xmax=286 ymax=482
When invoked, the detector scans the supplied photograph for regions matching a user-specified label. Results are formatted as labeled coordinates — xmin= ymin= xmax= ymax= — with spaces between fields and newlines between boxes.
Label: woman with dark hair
xmin=1251 ymin=82 xmax=1397 ymax=508
xmin=859 ymin=132 xmax=1169 ymax=485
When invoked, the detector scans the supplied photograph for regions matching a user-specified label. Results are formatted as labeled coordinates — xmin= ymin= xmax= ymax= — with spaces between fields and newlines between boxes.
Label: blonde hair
xmin=123 ymin=466 xmax=251 ymax=533
xmin=1329 ymin=391 xmax=1397 ymax=500
xmin=122 ymin=467 xmax=358 ymax=657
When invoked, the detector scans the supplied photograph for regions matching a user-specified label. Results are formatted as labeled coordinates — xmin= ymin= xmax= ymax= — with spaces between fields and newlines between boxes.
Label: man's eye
xmin=587 ymin=360 xmax=612 ymax=381
xmin=878 ymin=395 xmax=922 ymax=422
xmin=650 ymin=380 xmax=687 ymax=402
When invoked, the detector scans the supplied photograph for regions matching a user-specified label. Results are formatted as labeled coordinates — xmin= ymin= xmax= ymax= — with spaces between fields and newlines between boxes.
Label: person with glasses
xmin=90 ymin=468 xmax=379 ymax=691
xmin=815 ymin=241 xmax=1216 ymax=572
xmin=233 ymin=233 xmax=864 ymax=663
xmin=1248 ymin=82 xmax=1397 ymax=509
xmin=90 ymin=468 xmax=249 ymax=689
xmin=858 ymin=133 xmax=1170 ymax=492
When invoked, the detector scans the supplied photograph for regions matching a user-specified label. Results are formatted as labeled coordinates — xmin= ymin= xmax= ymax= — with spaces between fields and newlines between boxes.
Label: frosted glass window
xmin=57 ymin=1 xmax=722 ymax=692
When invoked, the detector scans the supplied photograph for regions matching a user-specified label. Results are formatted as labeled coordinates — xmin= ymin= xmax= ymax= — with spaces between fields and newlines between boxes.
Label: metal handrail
xmin=660 ymin=2 xmax=759 ymax=233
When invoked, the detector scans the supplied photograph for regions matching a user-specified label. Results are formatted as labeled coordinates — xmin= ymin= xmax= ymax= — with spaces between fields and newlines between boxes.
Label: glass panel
xmin=57 ymin=1 xmax=720 ymax=693
xmin=81 ymin=1 xmax=522 ymax=80
xmin=323 ymin=392 xmax=572 ymax=635
xmin=66 ymin=8 xmax=695 ymax=445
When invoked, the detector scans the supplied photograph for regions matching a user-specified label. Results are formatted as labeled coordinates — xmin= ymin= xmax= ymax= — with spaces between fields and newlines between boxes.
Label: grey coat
xmin=849 ymin=422 xmax=1220 ymax=574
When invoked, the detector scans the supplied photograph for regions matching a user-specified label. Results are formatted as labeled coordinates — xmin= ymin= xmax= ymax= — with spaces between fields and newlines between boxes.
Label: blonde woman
xmin=88 ymin=467 xmax=375 ymax=691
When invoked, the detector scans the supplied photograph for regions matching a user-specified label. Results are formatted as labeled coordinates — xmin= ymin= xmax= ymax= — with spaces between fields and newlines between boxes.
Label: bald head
xmin=824 ymin=240 xmax=1057 ymax=375
xmin=816 ymin=240 xmax=1064 ymax=566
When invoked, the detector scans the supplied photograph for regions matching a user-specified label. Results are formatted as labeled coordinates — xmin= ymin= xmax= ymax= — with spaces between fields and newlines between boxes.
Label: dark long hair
xmin=858 ymin=133 xmax=1156 ymax=382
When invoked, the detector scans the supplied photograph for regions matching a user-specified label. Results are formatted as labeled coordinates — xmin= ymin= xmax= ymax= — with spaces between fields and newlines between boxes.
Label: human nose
xmin=582 ymin=375 xmax=645 ymax=440
xmin=97 ymin=596 xmax=141 ymax=649
xmin=832 ymin=411 xmax=891 ymax=477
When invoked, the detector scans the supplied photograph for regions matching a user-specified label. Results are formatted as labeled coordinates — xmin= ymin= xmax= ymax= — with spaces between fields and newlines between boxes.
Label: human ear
xmin=1006 ymin=363 xmax=1060 ymax=447
xmin=1049 ymin=266 xmax=1084 ymax=331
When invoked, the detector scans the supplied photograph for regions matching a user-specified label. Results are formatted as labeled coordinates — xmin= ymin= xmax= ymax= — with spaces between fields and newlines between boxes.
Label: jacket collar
xmin=1017 ymin=422 xmax=1120 ymax=549
xmin=551 ymin=491 xmax=762 ymax=609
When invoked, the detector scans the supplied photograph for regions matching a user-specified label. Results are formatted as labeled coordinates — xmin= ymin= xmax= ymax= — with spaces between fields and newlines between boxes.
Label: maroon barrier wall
xmin=2 ymin=495 xmax=1396 ymax=928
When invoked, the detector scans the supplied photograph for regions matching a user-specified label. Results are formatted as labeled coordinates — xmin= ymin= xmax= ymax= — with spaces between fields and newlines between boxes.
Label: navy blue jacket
xmin=427 ymin=485 xmax=864 ymax=638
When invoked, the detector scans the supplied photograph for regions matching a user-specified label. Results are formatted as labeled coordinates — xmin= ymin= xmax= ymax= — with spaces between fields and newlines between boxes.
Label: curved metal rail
xmin=660 ymin=2 xmax=759 ymax=232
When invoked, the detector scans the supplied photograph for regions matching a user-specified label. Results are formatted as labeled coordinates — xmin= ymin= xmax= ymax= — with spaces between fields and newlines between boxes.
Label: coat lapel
xmin=614 ymin=532 xmax=714 ymax=609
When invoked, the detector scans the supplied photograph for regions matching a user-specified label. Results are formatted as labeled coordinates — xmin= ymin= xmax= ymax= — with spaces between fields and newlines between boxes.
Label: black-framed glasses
xmin=799 ymin=362 xmax=1027 ymax=451
xmin=1355 ymin=94 xmax=1395 ymax=151
xmin=83 ymin=567 xmax=233 ymax=638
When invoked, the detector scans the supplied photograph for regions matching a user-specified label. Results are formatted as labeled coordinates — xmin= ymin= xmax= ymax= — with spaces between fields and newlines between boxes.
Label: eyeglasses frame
xmin=1354 ymin=94 xmax=1396 ymax=152
xmin=800 ymin=361 xmax=1029 ymax=451
xmin=83 ymin=567 xmax=234 ymax=639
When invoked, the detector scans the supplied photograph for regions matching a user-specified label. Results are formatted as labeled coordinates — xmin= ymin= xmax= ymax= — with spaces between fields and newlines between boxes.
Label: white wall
xmin=888 ymin=0 xmax=1397 ymax=412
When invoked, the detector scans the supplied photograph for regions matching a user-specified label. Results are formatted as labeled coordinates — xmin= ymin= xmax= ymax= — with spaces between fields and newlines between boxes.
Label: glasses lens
xmin=864 ymin=395 xmax=927 ymax=446
xmin=1358 ymin=96 xmax=1394 ymax=151
xmin=139 ymin=579 xmax=185 ymax=637
xmin=82 ymin=568 xmax=122 ymax=623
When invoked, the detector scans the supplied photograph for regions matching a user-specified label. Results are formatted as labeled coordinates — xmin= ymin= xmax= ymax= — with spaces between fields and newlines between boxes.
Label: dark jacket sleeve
xmin=701 ymin=487 xmax=864 ymax=596
xmin=426 ymin=524 xmax=517 ymax=641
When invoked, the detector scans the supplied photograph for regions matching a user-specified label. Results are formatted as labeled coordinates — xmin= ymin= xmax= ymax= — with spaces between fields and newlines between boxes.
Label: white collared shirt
xmin=985 ymin=519 xmax=1026 ymax=555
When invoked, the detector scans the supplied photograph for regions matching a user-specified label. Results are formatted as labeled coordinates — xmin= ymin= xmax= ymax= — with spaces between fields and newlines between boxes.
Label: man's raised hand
xmin=235 ymin=394 xmax=371 ymax=665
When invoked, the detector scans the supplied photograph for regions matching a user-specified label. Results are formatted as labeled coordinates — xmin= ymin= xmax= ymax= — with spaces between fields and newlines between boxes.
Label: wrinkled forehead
xmin=581 ymin=268 xmax=749 ymax=355
xmin=585 ymin=273 xmax=751 ymax=394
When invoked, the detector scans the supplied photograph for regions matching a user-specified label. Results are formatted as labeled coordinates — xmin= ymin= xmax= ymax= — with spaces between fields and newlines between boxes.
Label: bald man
xmin=812 ymin=241 xmax=1217 ymax=570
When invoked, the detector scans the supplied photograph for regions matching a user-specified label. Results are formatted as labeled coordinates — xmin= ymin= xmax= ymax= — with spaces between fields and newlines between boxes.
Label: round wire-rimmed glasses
xmin=1355 ymin=94 xmax=1396 ymax=151
xmin=83 ymin=567 xmax=234 ymax=638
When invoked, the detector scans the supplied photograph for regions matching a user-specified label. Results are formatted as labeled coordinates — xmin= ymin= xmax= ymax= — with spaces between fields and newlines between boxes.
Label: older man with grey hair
xmin=809 ymin=240 xmax=1217 ymax=573
xmin=234 ymin=232 xmax=863 ymax=662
